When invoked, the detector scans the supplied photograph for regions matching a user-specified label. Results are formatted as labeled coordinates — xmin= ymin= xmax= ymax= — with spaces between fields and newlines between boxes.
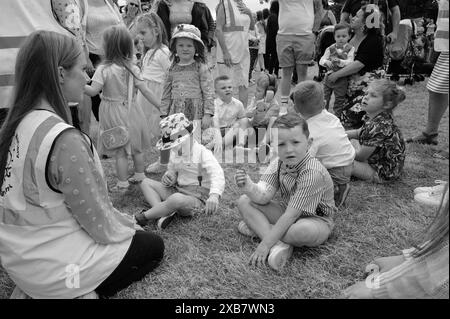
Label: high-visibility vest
xmin=0 ymin=0 xmax=73 ymax=109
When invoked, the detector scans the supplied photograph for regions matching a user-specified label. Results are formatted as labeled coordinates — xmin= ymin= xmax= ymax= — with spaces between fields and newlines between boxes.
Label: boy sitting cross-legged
xmin=135 ymin=113 xmax=225 ymax=230
xmin=235 ymin=113 xmax=337 ymax=271
xmin=292 ymin=81 xmax=355 ymax=207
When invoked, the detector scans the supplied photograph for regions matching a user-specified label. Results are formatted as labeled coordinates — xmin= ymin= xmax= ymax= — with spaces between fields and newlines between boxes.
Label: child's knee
xmin=165 ymin=193 xmax=185 ymax=210
xmin=287 ymin=220 xmax=329 ymax=247
xmin=140 ymin=178 xmax=160 ymax=190
xmin=237 ymin=195 xmax=252 ymax=213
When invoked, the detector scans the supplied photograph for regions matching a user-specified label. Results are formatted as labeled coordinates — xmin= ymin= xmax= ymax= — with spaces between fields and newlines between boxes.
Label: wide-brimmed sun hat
xmin=156 ymin=113 xmax=198 ymax=150
xmin=170 ymin=24 xmax=204 ymax=49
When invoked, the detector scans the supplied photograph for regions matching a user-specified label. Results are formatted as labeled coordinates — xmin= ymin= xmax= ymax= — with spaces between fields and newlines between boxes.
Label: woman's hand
xmin=223 ymin=51 xmax=233 ymax=67
xmin=205 ymin=193 xmax=219 ymax=214
xmin=327 ymin=72 xmax=339 ymax=83
xmin=343 ymin=281 xmax=374 ymax=299
xmin=161 ymin=171 xmax=176 ymax=187
xmin=201 ymin=114 xmax=213 ymax=129
xmin=249 ymin=242 xmax=271 ymax=268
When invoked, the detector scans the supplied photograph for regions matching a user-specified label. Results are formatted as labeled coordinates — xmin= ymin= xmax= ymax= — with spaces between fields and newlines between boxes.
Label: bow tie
xmin=280 ymin=163 xmax=300 ymax=177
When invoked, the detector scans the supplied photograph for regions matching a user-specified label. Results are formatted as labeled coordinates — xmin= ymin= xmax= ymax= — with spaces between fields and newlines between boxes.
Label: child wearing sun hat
xmin=135 ymin=113 xmax=225 ymax=230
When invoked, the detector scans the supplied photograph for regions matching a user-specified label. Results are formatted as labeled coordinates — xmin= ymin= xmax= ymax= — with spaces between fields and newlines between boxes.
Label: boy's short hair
xmin=291 ymin=80 xmax=324 ymax=116
xmin=334 ymin=23 xmax=351 ymax=35
xmin=214 ymin=75 xmax=231 ymax=87
xmin=272 ymin=113 xmax=310 ymax=138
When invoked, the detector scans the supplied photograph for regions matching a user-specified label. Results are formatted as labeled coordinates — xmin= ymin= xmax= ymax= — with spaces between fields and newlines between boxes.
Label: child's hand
xmin=201 ymin=115 xmax=213 ymax=130
xmin=205 ymin=193 xmax=219 ymax=214
xmin=256 ymin=101 xmax=266 ymax=112
xmin=161 ymin=171 xmax=176 ymax=187
xmin=234 ymin=169 xmax=248 ymax=188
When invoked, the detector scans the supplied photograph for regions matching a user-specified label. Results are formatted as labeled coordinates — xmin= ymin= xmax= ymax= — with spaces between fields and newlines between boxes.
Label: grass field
xmin=0 ymin=69 xmax=448 ymax=299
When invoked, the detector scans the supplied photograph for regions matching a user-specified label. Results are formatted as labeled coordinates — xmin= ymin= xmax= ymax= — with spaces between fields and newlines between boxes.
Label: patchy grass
xmin=0 ymin=69 xmax=448 ymax=299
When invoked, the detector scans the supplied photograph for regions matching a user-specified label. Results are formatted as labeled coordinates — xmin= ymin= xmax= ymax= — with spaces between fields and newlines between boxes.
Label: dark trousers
xmin=249 ymin=48 xmax=259 ymax=80
xmin=89 ymin=53 xmax=102 ymax=122
xmin=266 ymin=51 xmax=279 ymax=76
xmin=95 ymin=231 xmax=164 ymax=298
xmin=324 ymin=74 xmax=349 ymax=119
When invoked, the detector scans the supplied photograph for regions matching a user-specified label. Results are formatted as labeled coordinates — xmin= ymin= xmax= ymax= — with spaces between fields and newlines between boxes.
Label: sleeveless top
xmin=0 ymin=109 xmax=131 ymax=298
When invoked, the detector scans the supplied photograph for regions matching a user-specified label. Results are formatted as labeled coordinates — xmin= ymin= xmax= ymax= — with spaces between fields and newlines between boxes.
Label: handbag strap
xmin=126 ymin=71 xmax=133 ymax=126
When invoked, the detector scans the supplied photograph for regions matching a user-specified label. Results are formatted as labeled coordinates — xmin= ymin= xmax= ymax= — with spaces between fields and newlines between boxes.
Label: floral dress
xmin=161 ymin=61 xmax=215 ymax=121
xmin=359 ymin=111 xmax=406 ymax=181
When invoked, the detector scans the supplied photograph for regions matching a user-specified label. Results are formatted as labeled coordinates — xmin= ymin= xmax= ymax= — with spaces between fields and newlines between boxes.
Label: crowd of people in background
xmin=0 ymin=0 xmax=448 ymax=299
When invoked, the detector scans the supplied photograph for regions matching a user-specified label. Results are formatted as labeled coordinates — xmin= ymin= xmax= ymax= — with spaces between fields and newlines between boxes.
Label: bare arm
xmin=340 ymin=11 xmax=350 ymax=24
xmin=313 ymin=0 xmax=324 ymax=33
xmin=215 ymin=2 xmax=232 ymax=66
xmin=355 ymin=145 xmax=376 ymax=162
xmin=331 ymin=60 xmax=365 ymax=80
xmin=388 ymin=6 xmax=401 ymax=42
xmin=134 ymin=79 xmax=161 ymax=110
xmin=346 ymin=128 xmax=361 ymax=140
xmin=84 ymin=82 xmax=102 ymax=97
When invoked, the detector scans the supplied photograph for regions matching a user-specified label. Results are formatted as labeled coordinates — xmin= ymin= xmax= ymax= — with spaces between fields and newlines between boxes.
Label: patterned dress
xmin=161 ymin=61 xmax=215 ymax=121
xmin=359 ymin=111 xmax=406 ymax=181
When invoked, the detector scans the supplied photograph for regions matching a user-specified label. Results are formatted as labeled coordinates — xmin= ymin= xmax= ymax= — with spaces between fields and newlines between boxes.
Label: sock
xmin=280 ymin=96 xmax=289 ymax=115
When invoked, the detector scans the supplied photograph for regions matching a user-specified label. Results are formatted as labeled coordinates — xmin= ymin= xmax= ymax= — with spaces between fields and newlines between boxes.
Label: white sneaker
xmin=237 ymin=220 xmax=257 ymax=238
xmin=414 ymin=180 xmax=447 ymax=195
xmin=414 ymin=186 xmax=449 ymax=208
xmin=145 ymin=161 xmax=167 ymax=174
xmin=267 ymin=241 xmax=293 ymax=271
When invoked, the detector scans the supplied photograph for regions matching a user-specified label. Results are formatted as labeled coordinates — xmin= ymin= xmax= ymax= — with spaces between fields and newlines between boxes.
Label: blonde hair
xmin=136 ymin=12 xmax=168 ymax=48
xmin=102 ymin=25 xmax=140 ymax=79
xmin=370 ymin=79 xmax=406 ymax=110
xmin=292 ymin=80 xmax=324 ymax=116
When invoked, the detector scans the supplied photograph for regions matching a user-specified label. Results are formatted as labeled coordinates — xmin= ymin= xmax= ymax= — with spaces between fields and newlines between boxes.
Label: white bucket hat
xmin=170 ymin=24 xmax=204 ymax=49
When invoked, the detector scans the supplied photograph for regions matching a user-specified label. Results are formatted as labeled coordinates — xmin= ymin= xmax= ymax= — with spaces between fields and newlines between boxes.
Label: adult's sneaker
xmin=157 ymin=212 xmax=176 ymax=230
xmin=267 ymin=241 xmax=293 ymax=271
xmin=414 ymin=180 xmax=447 ymax=195
xmin=414 ymin=185 xmax=449 ymax=208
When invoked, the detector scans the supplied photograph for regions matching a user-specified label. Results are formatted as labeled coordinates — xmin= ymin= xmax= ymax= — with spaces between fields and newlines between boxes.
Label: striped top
xmin=435 ymin=0 xmax=449 ymax=52
xmin=261 ymin=152 xmax=337 ymax=218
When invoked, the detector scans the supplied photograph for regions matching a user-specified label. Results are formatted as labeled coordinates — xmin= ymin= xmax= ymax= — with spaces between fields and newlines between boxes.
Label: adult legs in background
xmin=408 ymin=52 xmax=449 ymax=145
xmin=95 ymin=231 xmax=164 ymax=298
xmin=249 ymin=48 xmax=259 ymax=81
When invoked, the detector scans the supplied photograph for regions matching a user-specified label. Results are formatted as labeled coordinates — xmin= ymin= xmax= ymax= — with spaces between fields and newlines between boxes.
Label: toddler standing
xmin=319 ymin=23 xmax=355 ymax=118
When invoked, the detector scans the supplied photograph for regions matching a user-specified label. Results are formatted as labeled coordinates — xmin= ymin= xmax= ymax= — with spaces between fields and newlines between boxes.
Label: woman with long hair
xmin=0 ymin=30 xmax=164 ymax=298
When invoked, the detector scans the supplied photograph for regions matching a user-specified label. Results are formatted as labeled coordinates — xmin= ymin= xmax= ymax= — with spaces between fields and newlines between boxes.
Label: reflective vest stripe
xmin=0 ymin=36 xmax=28 ymax=49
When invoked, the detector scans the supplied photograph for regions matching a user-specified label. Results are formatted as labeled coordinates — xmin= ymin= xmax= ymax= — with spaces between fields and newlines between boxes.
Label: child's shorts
xmin=166 ymin=185 xmax=210 ymax=214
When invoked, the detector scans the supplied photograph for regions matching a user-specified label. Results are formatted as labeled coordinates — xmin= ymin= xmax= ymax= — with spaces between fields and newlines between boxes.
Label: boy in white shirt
xmin=293 ymin=81 xmax=355 ymax=207
xmin=213 ymin=75 xmax=248 ymax=149
xmin=135 ymin=113 xmax=225 ymax=230
xmin=319 ymin=23 xmax=355 ymax=118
